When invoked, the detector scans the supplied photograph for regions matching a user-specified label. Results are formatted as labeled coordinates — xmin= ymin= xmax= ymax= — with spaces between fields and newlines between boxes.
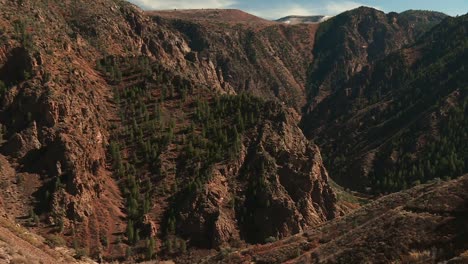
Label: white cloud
xmin=128 ymin=0 xmax=236 ymax=10
xmin=248 ymin=4 xmax=311 ymax=19
xmin=249 ymin=1 xmax=381 ymax=19
xmin=323 ymin=1 xmax=373 ymax=14
xmin=128 ymin=0 xmax=381 ymax=19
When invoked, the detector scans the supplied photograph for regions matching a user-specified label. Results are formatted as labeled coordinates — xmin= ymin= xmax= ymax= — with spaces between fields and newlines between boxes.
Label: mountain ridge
xmin=0 ymin=0 xmax=338 ymax=261
xmin=147 ymin=9 xmax=275 ymax=25
xmin=0 ymin=0 xmax=465 ymax=263
xmin=207 ymin=174 xmax=468 ymax=263
xmin=301 ymin=12 xmax=466 ymax=192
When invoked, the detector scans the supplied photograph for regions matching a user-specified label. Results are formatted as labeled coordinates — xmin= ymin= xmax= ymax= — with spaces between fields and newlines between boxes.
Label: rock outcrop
xmin=301 ymin=13 xmax=467 ymax=191
xmin=0 ymin=0 xmax=338 ymax=261
xmin=208 ymin=175 xmax=468 ymax=264
xmin=176 ymin=104 xmax=339 ymax=248
xmin=0 ymin=0 xmax=459 ymax=263
xmin=303 ymin=7 xmax=447 ymax=111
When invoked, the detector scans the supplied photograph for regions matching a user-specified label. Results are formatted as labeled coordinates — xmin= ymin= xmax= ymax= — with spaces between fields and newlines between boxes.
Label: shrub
xmin=74 ymin=248 xmax=88 ymax=259
xmin=402 ymin=250 xmax=433 ymax=263
xmin=0 ymin=81 xmax=6 ymax=97
xmin=45 ymin=234 xmax=66 ymax=247
xmin=10 ymin=256 xmax=29 ymax=264
xmin=100 ymin=235 xmax=108 ymax=247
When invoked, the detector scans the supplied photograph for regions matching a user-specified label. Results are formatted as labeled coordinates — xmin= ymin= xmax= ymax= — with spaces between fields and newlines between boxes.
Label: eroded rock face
xmin=145 ymin=12 xmax=318 ymax=113
xmin=177 ymin=105 xmax=338 ymax=247
xmin=0 ymin=1 xmax=128 ymax=258
xmin=303 ymin=7 xmax=447 ymax=112
xmin=177 ymin=172 xmax=239 ymax=248
xmin=238 ymin=106 xmax=338 ymax=243
xmin=1 ymin=121 xmax=41 ymax=158
xmin=0 ymin=0 xmax=336 ymax=259
xmin=208 ymin=175 xmax=468 ymax=264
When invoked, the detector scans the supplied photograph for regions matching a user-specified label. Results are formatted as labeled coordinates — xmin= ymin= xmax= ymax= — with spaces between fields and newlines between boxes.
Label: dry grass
xmin=459 ymin=250 xmax=468 ymax=261
xmin=402 ymin=250 xmax=433 ymax=263
xmin=10 ymin=256 xmax=30 ymax=264
xmin=0 ymin=218 xmax=42 ymax=247
xmin=45 ymin=234 xmax=66 ymax=247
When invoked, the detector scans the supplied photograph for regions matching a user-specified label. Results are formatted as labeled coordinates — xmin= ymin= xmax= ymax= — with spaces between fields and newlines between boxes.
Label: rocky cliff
xmin=150 ymin=9 xmax=319 ymax=112
xmin=0 ymin=0 xmax=463 ymax=263
xmin=174 ymin=103 xmax=339 ymax=248
xmin=0 ymin=0 xmax=339 ymax=261
xmin=302 ymin=7 xmax=447 ymax=111
xmin=208 ymin=174 xmax=468 ymax=263
xmin=301 ymin=12 xmax=467 ymax=192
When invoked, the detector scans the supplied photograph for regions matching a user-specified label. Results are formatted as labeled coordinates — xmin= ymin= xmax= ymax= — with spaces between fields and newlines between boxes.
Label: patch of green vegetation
xmin=12 ymin=19 xmax=33 ymax=49
xmin=101 ymin=55 xmax=265 ymax=257
xmin=321 ymin=14 xmax=468 ymax=193
xmin=369 ymin=99 xmax=467 ymax=192
xmin=45 ymin=234 xmax=66 ymax=247
xmin=330 ymin=180 xmax=369 ymax=205
xmin=0 ymin=80 xmax=8 ymax=98
xmin=243 ymin=30 xmax=257 ymax=63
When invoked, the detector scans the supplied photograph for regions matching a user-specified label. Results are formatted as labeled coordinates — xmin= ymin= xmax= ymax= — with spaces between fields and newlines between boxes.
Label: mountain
xmin=302 ymin=7 xmax=449 ymax=111
xmin=301 ymin=11 xmax=466 ymax=192
xmin=0 ymin=0 xmax=465 ymax=263
xmin=147 ymin=10 xmax=319 ymax=112
xmin=276 ymin=15 xmax=329 ymax=24
xmin=208 ymin=174 xmax=468 ymax=263
xmin=148 ymin=9 xmax=274 ymax=25
xmin=0 ymin=211 xmax=93 ymax=263
xmin=0 ymin=0 xmax=343 ymax=262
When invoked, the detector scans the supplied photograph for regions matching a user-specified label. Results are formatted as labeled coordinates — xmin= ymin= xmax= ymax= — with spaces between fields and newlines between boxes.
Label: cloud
xmin=323 ymin=1 xmax=376 ymax=14
xmin=249 ymin=1 xmax=381 ymax=19
xmin=128 ymin=0 xmax=381 ymax=19
xmin=128 ymin=0 xmax=236 ymax=10
xmin=248 ymin=4 xmax=312 ymax=19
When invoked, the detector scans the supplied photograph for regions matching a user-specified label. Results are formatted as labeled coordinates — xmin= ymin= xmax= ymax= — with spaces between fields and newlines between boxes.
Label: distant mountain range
xmin=276 ymin=15 xmax=331 ymax=24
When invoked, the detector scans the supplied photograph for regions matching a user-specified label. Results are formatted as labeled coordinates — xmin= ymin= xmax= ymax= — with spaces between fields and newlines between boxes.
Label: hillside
xmin=0 ymin=207 xmax=92 ymax=263
xmin=101 ymin=55 xmax=342 ymax=258
xmin=0 ymin=0 xmax=341 ymax=262
xmin=207 ymin=175 xmax=468 ymax=263
xmin=302 ymin=7 xmax=448 ymax=110
xmin=147 ymin=10 xmax=319 ymax=112
xmin=301 ymin=12 xmax=467 ymax=192
xmin=147 ymin=9 xmax=274 ymax=26
xmin=0 ymin=0 xmax=465 ymax=263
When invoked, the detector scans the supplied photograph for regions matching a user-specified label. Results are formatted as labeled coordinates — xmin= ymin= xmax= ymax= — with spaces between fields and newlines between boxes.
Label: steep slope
xmin=148 ymin=11 xmax=319 ymax=112
xmin=0 ymin=0 xmax=132 ymax=260
xmin=0 ymin=194 xmax=93 ymax=263
xmin=302 ymin=13 xmax=467 ymax=192
xmin=101 ymin=54 xmax=341 ymax=261
xmin=302 ymin=7 xmax=448 ymax=111
xmin=399 ymin=10 xmax=450 ymax=34
xmin=0 ymin=0 xmax=460 ymax=262
xmin=208 ymin=175 xmax=468 ymax=263
xmin=0 ymin=216 xmax=95 ymax=263
xmin=0 ymin=0 xmax=340 ymax=262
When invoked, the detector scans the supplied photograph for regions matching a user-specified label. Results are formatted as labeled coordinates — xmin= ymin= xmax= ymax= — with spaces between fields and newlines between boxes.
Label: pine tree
xmin=146 ymin=237 xmax=156 ymax=259
xmin=0 ymin=80 xmax=6 ymax=97
xmin=127 ymin=220 xmax=134 ymax=243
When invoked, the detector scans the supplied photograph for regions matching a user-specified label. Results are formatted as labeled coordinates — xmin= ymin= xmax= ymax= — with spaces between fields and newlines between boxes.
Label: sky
xmin=128 ymin=0 xmax=468 ymax=19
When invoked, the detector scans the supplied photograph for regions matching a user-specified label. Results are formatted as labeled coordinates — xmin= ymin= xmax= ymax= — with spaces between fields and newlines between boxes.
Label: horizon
xmin=127 ymin=0 xmax=467 ymax=19
xmin=142 ymin=7 xmax=453 ymax=20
